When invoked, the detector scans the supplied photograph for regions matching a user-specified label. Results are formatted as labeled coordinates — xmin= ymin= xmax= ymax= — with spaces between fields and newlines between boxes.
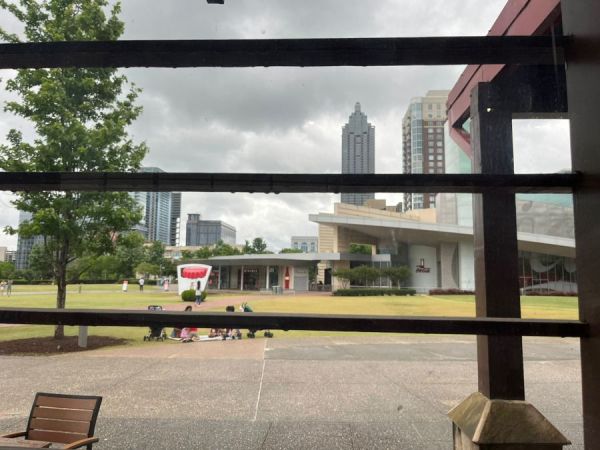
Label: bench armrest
xmin=0 ymin=431 xmax=26 ymax=438
xmin=63 ymin=437 xmax=100 ymax=449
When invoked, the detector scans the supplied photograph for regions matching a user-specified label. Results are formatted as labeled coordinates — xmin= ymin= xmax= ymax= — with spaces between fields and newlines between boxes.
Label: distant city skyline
xmin=0 ymin=1 xmax=572 ymax=252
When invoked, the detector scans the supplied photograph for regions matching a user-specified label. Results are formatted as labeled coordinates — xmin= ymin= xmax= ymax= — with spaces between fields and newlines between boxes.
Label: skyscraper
xmin=130 ymin=167 xmax=181 ymax=245
xmin=341 ymin=102 xmax=375 ymax=206
xmin=402 ymin=90 xmax=449 ymax=210
xmin=170 ymin=193 xmax=182 ymax=246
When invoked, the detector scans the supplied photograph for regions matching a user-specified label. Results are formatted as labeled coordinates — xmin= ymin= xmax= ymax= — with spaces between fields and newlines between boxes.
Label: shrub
xmin=429 ymin=288 xmax=475 ymax=295
xmin=333 ymin=288 xmax=416 ymax=296
xmin=523 ymin=290 xmax=577 ymax=297
xmin=181 ymin=289 xmax=207 ymax=301
xmin=11 ymin=279 xmax=53 ymax=285
xmin=181 ymin=289 xmax=196 ymax=301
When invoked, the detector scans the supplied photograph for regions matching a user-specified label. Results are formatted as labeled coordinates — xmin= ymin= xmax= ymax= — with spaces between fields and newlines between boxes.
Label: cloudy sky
xmin=0 ymin=0 xmax=572 ymax=251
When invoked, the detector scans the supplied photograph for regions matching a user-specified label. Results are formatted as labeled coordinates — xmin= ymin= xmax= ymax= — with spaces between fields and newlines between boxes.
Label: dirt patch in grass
xmin=0 ymin=336 xmax=129 ymax=355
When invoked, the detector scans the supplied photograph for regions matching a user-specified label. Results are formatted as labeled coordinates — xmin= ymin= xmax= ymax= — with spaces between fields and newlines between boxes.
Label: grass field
xmin=0 ymin=285 xmax=579 ymax=345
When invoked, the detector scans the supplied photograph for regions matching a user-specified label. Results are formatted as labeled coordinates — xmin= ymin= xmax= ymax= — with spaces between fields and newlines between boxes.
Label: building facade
xmin=130 ymin=167 xmax=181 ymax=245
xmin=15 ymin=211 xmax=44 ymax=270
xmin=341 ymin=102 xmax=375 ymax=206
xmin=291 ymin=236 xmax=318 ymax=252
xmin=310 ymin=200 xmax=575 ymax=293
xmin=185 ymin=214 xmax=236 ymax=246
xmin=402 ymin=90 xmax=449 ymax=210
xmin=0 ymin=247 xmax=15 ymax=264
xmin=170 ymin=193 xmax=181 ymax=246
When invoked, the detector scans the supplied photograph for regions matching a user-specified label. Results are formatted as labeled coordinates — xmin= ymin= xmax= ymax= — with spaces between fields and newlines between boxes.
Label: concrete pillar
xmin=218 ymin=265 xmax=221 ymax=290
xmin=240 ymin=265 xmax=244 ymax=291
xmin=78 ymin=326 xmax=88 ymax=348
xmin=266 ymin=265 xmax=270 ymax=289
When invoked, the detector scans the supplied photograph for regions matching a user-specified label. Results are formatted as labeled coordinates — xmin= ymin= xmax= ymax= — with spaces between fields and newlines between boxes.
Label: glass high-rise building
xmin=341 ymin=102 xmax=375 ymax=206
xmin=130 ymin=167 xmax=181 ymax=245
xmin=402 ymin=90 xmax=450 ymax=210
xmin=15 ymin=211 xmax=44 ymax=270
xmin=186 ymin=214 xmax=236 ymax=246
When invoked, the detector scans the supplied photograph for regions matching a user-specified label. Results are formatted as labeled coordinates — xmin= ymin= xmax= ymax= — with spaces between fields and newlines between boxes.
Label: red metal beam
xmin=447 ymin=0 xmax=562 ymax=158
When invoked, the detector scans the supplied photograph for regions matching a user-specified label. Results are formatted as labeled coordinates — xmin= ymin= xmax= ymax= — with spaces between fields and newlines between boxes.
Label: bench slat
xmin=30 ymin=418 xmax=90 ymax=434
xmin=32 ymin=406 xmax=93 ymax=422
xmin=35 ymin=396 xmax=97 ymax=410
xmin=28 ymin=429 xmax=86 ymax=444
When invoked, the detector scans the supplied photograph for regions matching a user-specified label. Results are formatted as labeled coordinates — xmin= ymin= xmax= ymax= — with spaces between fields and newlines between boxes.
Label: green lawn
xmin=0 ymin=285 xmax=226 ymax=346
xmin=0 ymin=286 xmax=580 ymax=344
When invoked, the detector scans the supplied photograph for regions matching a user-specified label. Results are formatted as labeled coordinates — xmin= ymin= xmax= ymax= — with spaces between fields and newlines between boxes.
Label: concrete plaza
xmin=0 ymin=335 xmax=582 ymax=449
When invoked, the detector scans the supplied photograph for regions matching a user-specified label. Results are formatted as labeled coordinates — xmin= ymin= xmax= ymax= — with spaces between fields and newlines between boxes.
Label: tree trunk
xmin=54 ymin=240 xmax=69 ymax=339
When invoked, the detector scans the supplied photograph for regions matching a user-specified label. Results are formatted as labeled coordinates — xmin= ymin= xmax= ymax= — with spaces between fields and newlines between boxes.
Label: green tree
xmin=161 ymin=258 xmax=177 ymax=277
xmin=280 ymin=248 xmax=303 ymax=254
xmin=70 ymin=254 xmax=119 ymax=281
xmin=0 ymin=0 xmax=147 ymax=338
xmin=382 ymin=266 xmax=411 ymax=288
xmin=145 ymin=241 xmax=165 ymax=267
xmin=194 ymin=247 xmax=212 ymax=259
xmin=213 ymin=240 xmax=240 ymax=256
xmin=243 ymin=237 xmax=268 ymax=254
xmin=351 ymin=265 xmax=381 ymax=286
xmin=15 ymin=268 xmax=35 ymax=282
xmin=252 ymin=237 xmax=268 ymax=254
xmin=135 ymin=262 xmax=160 ymax=278
xmin=28 ymin=244 xmax=54 ymax=279
xmin=0 ymin=261 xmax=15 ymax=279
xmin=349 ymin=243 xmax=373 ymax=255
xmin=114 ymin=232 xmax=146 ymax=278
xmin=332 ymin=268 xmax=353 ymax=289
xmin=180 ymin=250 xmax=195 ymax=259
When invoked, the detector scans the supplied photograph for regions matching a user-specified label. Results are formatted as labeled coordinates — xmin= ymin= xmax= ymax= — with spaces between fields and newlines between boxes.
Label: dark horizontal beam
xmin=0 ymin=36 xmax=565 ymax=69
xmin=0 ymin=172 xmax=581 ymax=194
xmin=0 ymin=308 xmax=587 ymax=337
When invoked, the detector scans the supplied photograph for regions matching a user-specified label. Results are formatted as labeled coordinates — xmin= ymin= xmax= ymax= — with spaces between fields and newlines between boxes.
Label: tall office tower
xmin=186 ymin=214 xmax=236 ymax=246
xmin=130 ymin=167 xmax=181 ymax=245
xmin=341 ymin=102 xmax=375 ymax=206
xmin=170 ymin=193 xmax=182 ymax=246
xmin=402 ymin=90 xmax=450 ymax=210
xmin=15 ymin=211 xmax=44 ymax=270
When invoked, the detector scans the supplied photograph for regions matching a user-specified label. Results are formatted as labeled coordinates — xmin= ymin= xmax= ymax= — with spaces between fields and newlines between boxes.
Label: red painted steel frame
xmin=447 ymin=0 xmax=561 ymax=157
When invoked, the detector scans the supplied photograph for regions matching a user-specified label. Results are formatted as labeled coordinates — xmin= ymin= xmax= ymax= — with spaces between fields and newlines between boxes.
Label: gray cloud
xmin=0 ymin=0 xmax=573 ymax=251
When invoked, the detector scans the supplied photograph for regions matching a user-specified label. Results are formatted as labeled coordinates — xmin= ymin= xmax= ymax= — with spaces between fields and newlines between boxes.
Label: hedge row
xmin=429 ymin=288 xmax=475 ymax=295
xmin=333 ymin=288 xmax=416 ymax=297
xmin=523 ymin=290 xmax=577 ymax=297
xmin=9 ymin=279 xmax=161 ymax=286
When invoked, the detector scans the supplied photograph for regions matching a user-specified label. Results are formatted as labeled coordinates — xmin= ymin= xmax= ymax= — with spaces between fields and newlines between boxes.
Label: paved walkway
xmin=0 ymin=335 xmax=582 ymax=449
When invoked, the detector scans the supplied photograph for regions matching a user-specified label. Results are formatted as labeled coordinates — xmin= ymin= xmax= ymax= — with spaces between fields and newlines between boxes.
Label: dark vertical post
xmin=471 ymin=82 xmax=524 ymax=400
xmin=561 ymin=2 xmax=600 ymax=448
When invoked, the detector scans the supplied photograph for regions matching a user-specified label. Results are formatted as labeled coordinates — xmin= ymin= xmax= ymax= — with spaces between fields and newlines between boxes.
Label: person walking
xmin=6 ymin=279 xmax=11 ymax=296
xmin=138 ymin=277 xmax=145 ymax=292
xmin=194 ymin=281 xmax=202 ymax=305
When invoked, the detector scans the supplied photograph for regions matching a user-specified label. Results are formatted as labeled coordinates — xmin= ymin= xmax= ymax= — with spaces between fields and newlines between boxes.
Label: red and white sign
xmin=177 ymin=264 xmax=212 ymax=295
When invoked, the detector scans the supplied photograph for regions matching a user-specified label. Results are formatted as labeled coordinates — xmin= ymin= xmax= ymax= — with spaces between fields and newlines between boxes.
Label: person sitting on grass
xmin=180 ymin=305 xmax=198 ymax=342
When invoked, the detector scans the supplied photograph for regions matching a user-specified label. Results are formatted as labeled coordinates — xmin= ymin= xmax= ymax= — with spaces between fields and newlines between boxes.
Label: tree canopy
xmin=0 ymin=0 xmax=147 ymax=338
